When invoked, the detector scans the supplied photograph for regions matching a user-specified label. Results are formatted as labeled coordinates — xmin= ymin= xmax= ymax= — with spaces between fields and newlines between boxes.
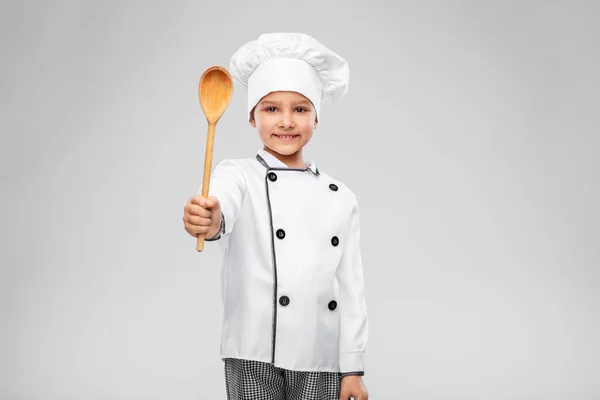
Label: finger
xmin=185 ymin=223 xmax=211 ymax=235
xmin=184 ymin=215 xmax=213 ymax=227
xmin=190 ymin=195 xmax=208 ymax=208
xmin=206 ymin=196 xmax=220 ymax=209
xmin=186 ymin=203 xmax=212 ymax=218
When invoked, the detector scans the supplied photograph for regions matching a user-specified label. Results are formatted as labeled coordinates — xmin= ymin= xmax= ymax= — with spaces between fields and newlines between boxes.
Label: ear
xmin=314 ymin=116 xmax=319 ymax=129
xmin=249 ymin=109 xmax=256 ymax=127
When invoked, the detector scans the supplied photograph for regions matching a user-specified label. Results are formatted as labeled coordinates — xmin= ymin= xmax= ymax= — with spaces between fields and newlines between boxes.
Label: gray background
xmin=1 ymin=1 xmax=599 ymax=399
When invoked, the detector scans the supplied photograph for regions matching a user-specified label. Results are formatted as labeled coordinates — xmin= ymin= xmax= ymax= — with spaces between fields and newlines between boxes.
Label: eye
xmin=265 ymin=107 xmax=277 ymax=112
xmin=295 ymin=107 xmax=308 ymax=113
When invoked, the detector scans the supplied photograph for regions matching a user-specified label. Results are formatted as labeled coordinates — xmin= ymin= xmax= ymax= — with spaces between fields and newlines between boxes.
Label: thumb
xmin=206 ymin=196 xmax=220 ymax=209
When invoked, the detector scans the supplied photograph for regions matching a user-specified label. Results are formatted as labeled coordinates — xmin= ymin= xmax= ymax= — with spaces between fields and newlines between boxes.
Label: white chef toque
xmin=229 ymin=32 xmax=349 ymax=121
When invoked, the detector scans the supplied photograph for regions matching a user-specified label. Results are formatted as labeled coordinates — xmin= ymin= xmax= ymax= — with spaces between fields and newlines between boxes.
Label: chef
xmin=183 ymin=32 xmax=369 ymax=400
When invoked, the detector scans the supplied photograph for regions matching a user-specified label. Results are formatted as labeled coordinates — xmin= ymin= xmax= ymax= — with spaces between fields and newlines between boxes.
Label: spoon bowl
xmin=199 ymin=66 xmax=234 ymax=124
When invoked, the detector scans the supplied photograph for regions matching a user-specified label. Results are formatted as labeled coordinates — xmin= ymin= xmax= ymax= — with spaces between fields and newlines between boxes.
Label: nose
xmin=278 ymin=111 xmax=295 ymax=129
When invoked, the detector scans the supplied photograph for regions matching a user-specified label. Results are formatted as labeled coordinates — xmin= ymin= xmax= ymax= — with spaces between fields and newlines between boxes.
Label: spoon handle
xmin=197 ymin=122 xmax=216 ymax=252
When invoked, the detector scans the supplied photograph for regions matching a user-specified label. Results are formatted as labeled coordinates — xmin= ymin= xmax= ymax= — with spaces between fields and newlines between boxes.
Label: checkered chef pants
xmin=224 ymin=358 xmax=341 ymax=400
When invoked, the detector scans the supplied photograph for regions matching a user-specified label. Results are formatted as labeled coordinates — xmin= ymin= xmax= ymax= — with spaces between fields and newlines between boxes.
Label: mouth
xmin=272 ymin=134 xmax=300 ymax=142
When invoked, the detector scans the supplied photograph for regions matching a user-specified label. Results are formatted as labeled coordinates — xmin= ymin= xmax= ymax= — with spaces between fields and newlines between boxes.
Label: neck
xmin=263 ymin=146 xmax=307 ymax=169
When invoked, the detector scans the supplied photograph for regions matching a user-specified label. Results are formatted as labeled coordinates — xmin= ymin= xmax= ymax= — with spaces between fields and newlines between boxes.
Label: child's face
xmin=250 ymin=91 xmax=318 ymax=157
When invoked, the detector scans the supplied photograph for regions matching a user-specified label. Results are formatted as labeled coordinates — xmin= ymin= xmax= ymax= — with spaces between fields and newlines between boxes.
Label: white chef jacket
xmin=197 ymin=148 xmax=368 ymax=374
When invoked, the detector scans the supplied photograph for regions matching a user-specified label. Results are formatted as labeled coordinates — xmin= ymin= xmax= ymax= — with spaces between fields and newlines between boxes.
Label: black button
xmin=279 ymin=296 xmax=290 ymax=306
xmin=276 ymin=229 xmax=286 ymax=239
xmin=329 ymin=183 xmax=338 ymax=191
xmin=331 ymin=236 xmax=339 ymax=246
xmin=268 ymin=172 xmax=277 ymax=182
xmin=328 ymin=300 xmax=337 ymax=310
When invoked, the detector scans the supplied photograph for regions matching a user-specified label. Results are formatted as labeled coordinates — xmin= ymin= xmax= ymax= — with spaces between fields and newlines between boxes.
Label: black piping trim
xmin=341 ymin=371 xmax=365 ymax=377
xmin=264 ymin=171 xmax=278 ymax=363
xmin=256 ymin=154 xmax=320 ymax=176
xmin=221 ymin=211 xmax=226 ymax=235
xmin=257 ymin=154 xmax=270 ymax=169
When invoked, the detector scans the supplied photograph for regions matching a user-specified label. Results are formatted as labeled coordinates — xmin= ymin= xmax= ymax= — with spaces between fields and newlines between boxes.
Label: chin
xmin=270 ymin=144 xmax=300 ymax=155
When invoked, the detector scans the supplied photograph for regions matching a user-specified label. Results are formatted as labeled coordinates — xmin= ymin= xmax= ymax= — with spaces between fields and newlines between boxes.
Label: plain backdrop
xmin=1 ymin=1 xmax=599 ymax=399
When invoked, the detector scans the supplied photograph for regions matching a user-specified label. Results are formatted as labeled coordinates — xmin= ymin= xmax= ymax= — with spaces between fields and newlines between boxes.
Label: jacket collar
xmin=256 ymin=148 xmax=320 ymax=176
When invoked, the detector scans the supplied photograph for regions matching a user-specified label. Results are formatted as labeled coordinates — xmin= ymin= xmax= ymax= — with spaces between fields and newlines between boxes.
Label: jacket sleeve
xmin=337 ymin=196 xmax=369 ymax=375
xmin=196 ymin=159 xmax=246 ymax=242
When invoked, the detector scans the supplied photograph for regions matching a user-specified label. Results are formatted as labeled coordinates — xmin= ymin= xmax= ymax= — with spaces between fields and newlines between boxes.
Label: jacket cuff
xmin=339 ymin=352 xmax=364 ymax=374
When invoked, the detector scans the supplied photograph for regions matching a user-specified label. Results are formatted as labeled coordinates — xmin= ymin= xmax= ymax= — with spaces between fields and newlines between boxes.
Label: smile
xmin=273 ymin=134 xmax=299 ymax=141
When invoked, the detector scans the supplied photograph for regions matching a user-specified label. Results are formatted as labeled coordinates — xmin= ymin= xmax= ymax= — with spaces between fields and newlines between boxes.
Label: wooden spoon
xmin=196 ymin=66 xmax=233 ymax=252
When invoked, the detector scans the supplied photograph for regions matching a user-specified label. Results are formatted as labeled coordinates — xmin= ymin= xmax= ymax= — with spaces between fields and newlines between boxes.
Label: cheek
xmin=299 ymin=118 xmax=316 ymax=132
xmin=256 ymin=115 xmax=274 ymax=130
xmin=259 ymin=122 xmax=274 ymax=139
